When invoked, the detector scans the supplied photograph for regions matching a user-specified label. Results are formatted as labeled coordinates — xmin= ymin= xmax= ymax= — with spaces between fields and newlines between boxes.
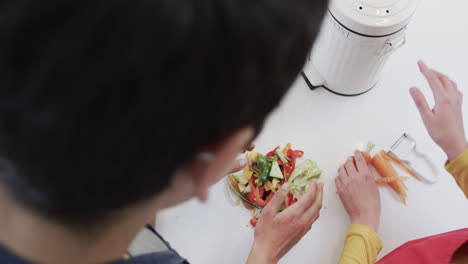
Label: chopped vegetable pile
xmin=227 ymin=143 xmax=322 ymax=227
xmin=363 ymin=143 xmax=421 ymax=205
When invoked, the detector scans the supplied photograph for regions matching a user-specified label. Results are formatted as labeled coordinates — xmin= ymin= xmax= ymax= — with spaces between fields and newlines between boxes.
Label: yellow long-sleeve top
xmin=338 ymin=149 xmax=468 ymax=264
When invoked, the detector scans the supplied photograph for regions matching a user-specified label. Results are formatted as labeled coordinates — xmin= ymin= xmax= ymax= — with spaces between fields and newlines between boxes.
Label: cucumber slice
xmin=269 ymin=161 xmax=284 ymax=179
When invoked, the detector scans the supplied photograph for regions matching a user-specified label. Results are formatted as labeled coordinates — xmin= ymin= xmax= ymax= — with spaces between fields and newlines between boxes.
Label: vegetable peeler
xmin=387 ymin=133 xmax=439 ymax=184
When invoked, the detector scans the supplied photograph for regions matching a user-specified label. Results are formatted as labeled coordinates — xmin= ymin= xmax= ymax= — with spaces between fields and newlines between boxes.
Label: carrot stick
xmin=380 ymin=150 xmax=421 ymax=181
xmin=375 ymin=176 xmax=410 ymax=184
xmin=361 ymin=152 xmax=372 ymax=165
xmin=282 ymin=143 xmax=292 ymax=155
xmin=228 ymin=175 xmax=241 ymax=193
xmin=372 ymin=154 xmax=407 ymax=204
xmin=403 ymin=183 xmax=409 ymax=191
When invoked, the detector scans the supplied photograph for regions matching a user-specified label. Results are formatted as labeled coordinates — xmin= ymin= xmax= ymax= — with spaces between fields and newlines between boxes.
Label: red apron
xmin=377 ymin=229 xmax=468 ymax=264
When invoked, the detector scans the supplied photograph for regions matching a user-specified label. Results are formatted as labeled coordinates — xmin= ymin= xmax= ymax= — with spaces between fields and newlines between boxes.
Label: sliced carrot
xmin=372 ymin=154 xmax=407 ymax=204
xmin=282 ymin=143 xmax=292 ymax=155
xmin=228 ymin=175 xmax=241 ymax=193
xmin=253 ymin=185 xmax=261 ymax=203
xmin=403 ymin=183 xmax=409 ymax=191
xmin=380 ymin=150 xmax=421 ymax=181
xmin=265 ymin=181 xmax=276 ymax=193
xmin=375 ymin=176 xmax=410 ymax=184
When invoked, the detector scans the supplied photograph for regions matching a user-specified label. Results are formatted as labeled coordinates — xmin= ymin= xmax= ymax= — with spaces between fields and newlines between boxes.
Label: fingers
xmin=338 ymin=165 xmax=349 ymax=185
xmin=262 ymin=182 xmax=290 ymax=218
xmin=410 ymin=87 xmax=432 ymax=121
xmin=344 ymin=157 xmax=357 ymax=177
xmin=279 ymin=181 xmax=323 ymax=228
xmin=335 ymin=177 xmax=342 ymax=193
xmin=228 ymin=159 xmax=247 ymax=174
xmin=291 ymin=180 xmax=318 ymax=213
xmin=303 ymin=182 xmax=323 ymax=219
xmin=432 ymin=70 xmax=460 ymax=97
xmin=418 ymin=61 xmax=445 ymax=104
xmin=451 ymin=80 xmax=463 ymax=105
xmin=451 ymin=80 xmax=460 ymax=95
xmin=243 ymin=144 xmax=256 ymax=153
xmin=434 ymin=71 xmax=453 ymax=92
xmin=418 ymin=61 xmax=462 ymax=105
xmin=354 ymin=151 xmax=368 ymax=173
xmin=451 ymin=80 xmax=458 ymax=91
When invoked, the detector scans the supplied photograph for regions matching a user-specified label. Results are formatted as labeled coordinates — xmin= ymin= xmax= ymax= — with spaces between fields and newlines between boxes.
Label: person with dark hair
xmin=0 ymin=0 xmax=328 ymax=263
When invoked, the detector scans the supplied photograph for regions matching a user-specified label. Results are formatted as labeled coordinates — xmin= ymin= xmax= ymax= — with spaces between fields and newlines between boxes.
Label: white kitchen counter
xmin=155 ymin=0 xmax=468 ymax=263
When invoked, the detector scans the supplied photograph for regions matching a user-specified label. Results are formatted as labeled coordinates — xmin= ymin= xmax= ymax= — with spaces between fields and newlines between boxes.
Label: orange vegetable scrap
xmin=375 ymin=176 xmax=410 ymax=185
xmin=372 ymin=153 xmax=408 ymax=205
xmin=380 ymin=150 xmax=421 ymax=181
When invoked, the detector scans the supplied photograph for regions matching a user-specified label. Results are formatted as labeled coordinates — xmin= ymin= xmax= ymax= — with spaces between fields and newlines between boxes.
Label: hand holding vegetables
xmin=227 ymin=144 xmax=322 ymax=225
xmin=335 ymin=151 xmax=381 ymax=232
xmin=247 ymin=181 xmax=324 ymax=264
xmin=410 ymin=61 xmax=468 ymax=160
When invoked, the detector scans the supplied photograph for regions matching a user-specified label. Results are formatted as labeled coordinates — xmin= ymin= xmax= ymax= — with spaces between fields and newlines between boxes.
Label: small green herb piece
xmin=365 ymin=142 xmax=376 ymax=154
xmin=275 ymin=149 xmax=290 ymax=163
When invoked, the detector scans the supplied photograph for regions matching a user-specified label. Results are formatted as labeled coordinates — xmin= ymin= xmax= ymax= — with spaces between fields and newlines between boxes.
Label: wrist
xmin=247 ymin=241 xmax=278 ymax=264
xmin=351 ymin=216 xmax=379 ymax=232
xmin=445 ymin=140 xmax=468 ymax=161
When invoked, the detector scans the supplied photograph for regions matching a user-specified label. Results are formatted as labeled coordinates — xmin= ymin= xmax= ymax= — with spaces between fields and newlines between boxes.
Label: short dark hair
xmin=0 ymin=0 xmax=327 ymax=226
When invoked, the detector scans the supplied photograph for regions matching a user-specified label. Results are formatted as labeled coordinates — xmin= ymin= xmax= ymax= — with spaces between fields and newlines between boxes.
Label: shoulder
xmin=113 ymin=251 xmax=188 ymax=264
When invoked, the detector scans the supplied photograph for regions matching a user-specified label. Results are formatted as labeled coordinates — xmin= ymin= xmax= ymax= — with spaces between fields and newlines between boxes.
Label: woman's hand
xmin=410 ymin=61 xmax=468 ymax=160
xmin=228 ymin=144 xmax=256 ymax=174
xmin=229 ymin=158 xmax=248 ymax=174
xmin=247 ymin=180 xmax=324 ymax=264
xmin=335 ymin=151 xmax=381 ymax=232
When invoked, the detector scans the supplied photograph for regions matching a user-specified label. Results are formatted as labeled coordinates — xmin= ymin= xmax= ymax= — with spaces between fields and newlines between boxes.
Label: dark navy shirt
xmin=0 ymin=226 xmax=188 ymax=264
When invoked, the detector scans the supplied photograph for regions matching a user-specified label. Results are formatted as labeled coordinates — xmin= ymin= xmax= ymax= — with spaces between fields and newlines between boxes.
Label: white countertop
xmin=155 ymin=1 xmax=468 ymax=263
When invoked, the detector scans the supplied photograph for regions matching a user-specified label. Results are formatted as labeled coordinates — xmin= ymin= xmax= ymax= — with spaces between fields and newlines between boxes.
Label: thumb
xmin=410 ymin=87 xmax=432 ymax=121
xmin=262 ymin=183 xmax=290 ymax=217
xmin=228 ymin=159 xmax=247 ymax=174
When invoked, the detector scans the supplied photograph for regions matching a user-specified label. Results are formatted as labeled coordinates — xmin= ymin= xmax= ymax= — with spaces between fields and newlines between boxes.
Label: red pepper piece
xmin=256 ymin=191 xmax=274 ymax=207
xmin=287 ymin=149 xmax=296 ymax=169
xmin=266 ymin=151 xmax=275 ymax=157
xmin=250 ymin=217 xmax=257 ymax=227
xmin=282 ymin=163 xmax=294 ymax=181
xmin=288 ymin=193 xmax=298 ymax=206
xmin=247 ymin=190 xmax=256 ymax=204
xmin=294 ymin=150 xmax=304 ymax=158
xmin=257 ymin=188 xmax=265 ymax=200
xmin=264 ymin=192 xmax=274 ymax=204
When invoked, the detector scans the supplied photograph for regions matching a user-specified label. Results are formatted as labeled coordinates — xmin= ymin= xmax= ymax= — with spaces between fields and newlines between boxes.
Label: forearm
xmin=446 ymin=149 xmax=468 ymax=198
xmin=338 ymin=224 xmax=382 ymax=264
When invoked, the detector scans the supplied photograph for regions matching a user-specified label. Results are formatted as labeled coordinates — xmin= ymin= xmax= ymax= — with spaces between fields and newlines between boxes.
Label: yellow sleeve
xmin=338 ymin=224 xmax=382 ymax=264
xmin=445 ymin=149 xmax=468 ymax=198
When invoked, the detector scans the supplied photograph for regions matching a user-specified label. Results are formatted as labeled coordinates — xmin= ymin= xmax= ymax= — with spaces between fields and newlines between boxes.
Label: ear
xmin=190 ymin=127 xmax=254 ymax=201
